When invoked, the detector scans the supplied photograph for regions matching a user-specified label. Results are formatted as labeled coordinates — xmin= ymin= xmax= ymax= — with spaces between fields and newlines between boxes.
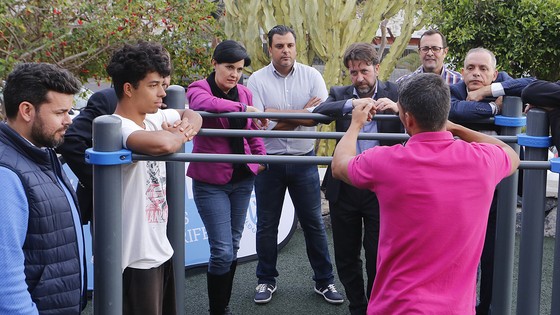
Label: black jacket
xmin=313 ymin=81 xmax=403 ymax=203
xmin=56 ymin=88 xmax=118 ymax=224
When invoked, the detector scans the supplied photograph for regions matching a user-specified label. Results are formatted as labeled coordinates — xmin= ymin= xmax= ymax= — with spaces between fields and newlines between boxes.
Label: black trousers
xmin=329 ymin=182 xmax=380 ymax=315
xmin=477 ymin=192 xmax=498 ymax=315
xmin=123 ymin=259 xmax=176 ymax=315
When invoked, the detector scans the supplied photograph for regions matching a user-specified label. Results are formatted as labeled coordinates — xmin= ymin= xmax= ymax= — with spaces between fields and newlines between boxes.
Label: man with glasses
xmin=397 ymin=29 xmax=462 ymax=85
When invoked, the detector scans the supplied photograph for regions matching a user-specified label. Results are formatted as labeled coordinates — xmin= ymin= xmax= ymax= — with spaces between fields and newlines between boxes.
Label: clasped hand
xmin=163 ymin=118 xmax=197 ymax=142
xmin=351 ymin=102 xmax=375 ymax=127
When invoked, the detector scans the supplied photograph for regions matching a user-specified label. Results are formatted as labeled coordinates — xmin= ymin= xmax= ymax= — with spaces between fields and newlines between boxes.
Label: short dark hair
xmin=267 ymin=25 xmax=296 ymax=47
xmin=343 ymin=43 xmax=379 ymax=69
xmin=464 ymin=47 xmax=497 ymax=69
xmin=3 ymin=63 xmax=81 ymax=119
xmin=398 ymin=73 xmax=450 ymax=131
xmin=106 ymin=41 xmax=171 ymax=99
xmin=419 ymin=29 xmax=447 ymax=48
xmin=212 ymin=40 xmax=251 ymax=67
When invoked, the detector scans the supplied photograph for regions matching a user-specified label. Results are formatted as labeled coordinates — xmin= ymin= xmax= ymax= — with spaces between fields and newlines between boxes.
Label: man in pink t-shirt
xmin=331 ymin=73 xmax=520 ymax=314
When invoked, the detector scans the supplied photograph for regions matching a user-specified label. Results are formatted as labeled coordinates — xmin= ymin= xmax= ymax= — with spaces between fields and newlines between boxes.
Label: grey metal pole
xmin=552 ymin=144 xmax=560 ymax=314
xmin=492 ymin=97 xmax=522 ymax=315
xmin=92 ymin=115 xmax=123 ymax=315
xmin=517 ymin=108 xmax=549 ymax=315
xmin=163 ymin=85 xmax=186 ymax=315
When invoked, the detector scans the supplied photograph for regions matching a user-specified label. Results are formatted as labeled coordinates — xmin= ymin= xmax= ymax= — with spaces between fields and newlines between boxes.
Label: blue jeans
xmin=193 ymin=176 xmax=255 ymax=275
xmin=255 ymin=153 xmax=334 ymax=286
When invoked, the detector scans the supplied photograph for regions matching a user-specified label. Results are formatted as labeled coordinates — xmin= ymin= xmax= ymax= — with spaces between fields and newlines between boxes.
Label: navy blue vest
xmin=0 ymin=123 xmax=86 ymax=314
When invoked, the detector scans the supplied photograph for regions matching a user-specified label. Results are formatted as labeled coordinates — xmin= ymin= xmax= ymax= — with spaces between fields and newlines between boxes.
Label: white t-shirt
xmin=113 ymin=109 xmax=181 ymax=271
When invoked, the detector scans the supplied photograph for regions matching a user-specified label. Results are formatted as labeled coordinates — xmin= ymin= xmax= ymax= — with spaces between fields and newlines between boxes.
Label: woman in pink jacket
xmin=186 ymin=40 xmax=266 ymax=315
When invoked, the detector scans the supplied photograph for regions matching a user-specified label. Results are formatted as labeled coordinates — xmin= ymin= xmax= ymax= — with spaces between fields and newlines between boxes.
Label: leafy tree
xmin=222 ymin=0 xmax=428 ymax=87
xmin=222 ymin=0 xmax=428 ymax=156
xmin=0 ymin=0 xmax=223 ymax=85
xmin=428 ymin=0 xmax=560 ymax=80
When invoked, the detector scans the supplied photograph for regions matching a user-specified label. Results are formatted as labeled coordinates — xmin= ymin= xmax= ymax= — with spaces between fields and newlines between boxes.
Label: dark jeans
xmin=255 ymin=153 xmax=334 ymax=287
xmin=477 ymin=193 xmax=498 ymax=315
xmin=330 ymin=182 xmax=379 ymax=315
xmin=193 ymin=177 xmax=255 ymax=275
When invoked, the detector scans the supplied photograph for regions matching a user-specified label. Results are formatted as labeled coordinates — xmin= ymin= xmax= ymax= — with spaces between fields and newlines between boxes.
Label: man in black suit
xmin=522 ymin=80 xmax=560 ymax=150
xmin=313 ymin=42 xmax=403 ymax=315
xmin=449 ymin=47 xmax=533 ymax=315
xmin=56 ymin=88 xmax=119 ymax=225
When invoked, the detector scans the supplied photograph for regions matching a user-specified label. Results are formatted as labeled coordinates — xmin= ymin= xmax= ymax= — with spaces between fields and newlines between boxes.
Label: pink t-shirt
xmin=348 ymin=131 xmax=511 ymax=315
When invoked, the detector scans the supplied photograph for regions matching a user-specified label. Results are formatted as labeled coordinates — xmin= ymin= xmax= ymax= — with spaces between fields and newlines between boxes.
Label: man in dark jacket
xmin=521 ymin=80 xmax=560 ymax=150
xmin=57 ymin=88 xmax=118 ymax=225
xmin=449 ymin=47 xmax=532 ymax=315
xmin=313 ymin=42 xmax=404 ymax=315
xmin=0 ymin=63 xmax=87 ymax=314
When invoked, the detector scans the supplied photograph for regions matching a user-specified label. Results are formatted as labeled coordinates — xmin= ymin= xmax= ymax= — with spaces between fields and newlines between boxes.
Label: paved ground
xmin=82 ymin=225 xmax=555 ymax=314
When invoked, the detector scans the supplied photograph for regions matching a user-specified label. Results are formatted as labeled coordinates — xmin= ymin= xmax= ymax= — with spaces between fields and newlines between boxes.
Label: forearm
xmin=126 ymin=130 xmax=184 ymax=156
xmin=449 ymin=100 xmax=494 ymax=121
xmin=448 ymin=121 xmax=520 ymax=175
xmin=448 ymin=121 xmax=507 ymax=147
xmin=331 ymin=123 xmax=361 ymax=183
xmin=282 ymin=118 xmax=318 ymax=127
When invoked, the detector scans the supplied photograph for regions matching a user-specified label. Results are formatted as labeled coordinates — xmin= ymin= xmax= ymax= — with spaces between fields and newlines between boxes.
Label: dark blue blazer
xmin=56 ymin=88 xmax=118 ymax=224
xmin=449 ymin=71 xmax=534 ymax=121
xmin=313 ymin=81 xmax=403 ymax=203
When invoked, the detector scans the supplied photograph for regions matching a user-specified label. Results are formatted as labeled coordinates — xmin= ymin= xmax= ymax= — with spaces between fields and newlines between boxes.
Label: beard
xmin=356 ymin=84 xmax=375 ymax=98
xmin=30 ymin=117 xmax=66 ymax=148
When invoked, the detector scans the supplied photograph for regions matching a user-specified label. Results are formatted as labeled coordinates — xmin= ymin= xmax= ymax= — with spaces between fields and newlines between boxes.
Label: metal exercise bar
xmin=163 ymin=86 xmax=186 ymax=315
xmin=517 ymin=108 xmax=550 ymax=315
xmin=197 ymin=111 xmax=495 ymax=125
xmin=91 ymin=115 xmax=124 ymax=315
xmin=132 ymin=152 xmax=548 ymax=170
xmin=196 ymin=128 xmax=519 ymax=143
xmin=492 ymin=96 xmax=523 ymax=315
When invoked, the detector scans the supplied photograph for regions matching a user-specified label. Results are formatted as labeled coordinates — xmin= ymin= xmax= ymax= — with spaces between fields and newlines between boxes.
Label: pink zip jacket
xmin=186 ymin=79 xmax=266 ymax=185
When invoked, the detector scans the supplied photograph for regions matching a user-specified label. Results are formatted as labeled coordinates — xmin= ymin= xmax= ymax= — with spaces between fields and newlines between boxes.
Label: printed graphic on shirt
xmin=145 ymin=161 xmax=168 ymax=223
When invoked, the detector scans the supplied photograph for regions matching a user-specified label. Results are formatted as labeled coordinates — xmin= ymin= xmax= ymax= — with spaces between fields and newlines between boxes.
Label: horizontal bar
xmin=196 ymin=111 xmax=496 ymax=125
xmin=132 ymin=153 xmax=551 ymax=170
xmin=198 ymin=129 xmax=409 ymax=140
xmin=133 ymin=153 xmax=332 ymax=165
xmin=196 ymin=129 xmax=519 ymax=143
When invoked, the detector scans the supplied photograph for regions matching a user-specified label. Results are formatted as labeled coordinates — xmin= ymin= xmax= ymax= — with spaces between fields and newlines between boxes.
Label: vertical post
xmin=164 ymin=85 xmax=186 ymax=315
xmin=92 ymin=115 xmax=123 ymax=315
xmin=517 ymin=108 xmax=549 ymax=315
xmin=552 ymin=156 xmax=560 ymax=314
xmin=492 ymin=96 xmax=522 ymax=315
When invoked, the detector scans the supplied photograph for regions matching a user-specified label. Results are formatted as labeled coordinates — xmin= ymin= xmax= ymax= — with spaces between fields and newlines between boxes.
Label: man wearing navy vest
xmin=0 ymin=63 xmax=87 ymax=314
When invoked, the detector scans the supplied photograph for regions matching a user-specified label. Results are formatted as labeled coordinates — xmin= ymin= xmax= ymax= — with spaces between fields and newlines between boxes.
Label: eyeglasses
xmin=419 ymin=46 xmax=445 ymax=53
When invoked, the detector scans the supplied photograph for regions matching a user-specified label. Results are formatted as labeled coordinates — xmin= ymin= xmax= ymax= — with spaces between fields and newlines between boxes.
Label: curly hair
xmin=106 ymin=41 xmax=171 ymax=99
xmin=3 ymin=63 xmax=81 ymax=119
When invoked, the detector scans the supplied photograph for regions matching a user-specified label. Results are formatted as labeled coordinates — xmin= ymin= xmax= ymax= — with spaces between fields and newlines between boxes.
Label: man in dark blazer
xmin=449 ymin=48 xmax=533 ymax=123
xmin=522 ymin=80 xmax=560 ymax=150
xmin=313 ymin=43 xmax=403 ymax=315
xmin=448 ymin=47 xmax=533 ymax=315
xmin=56 ymin=88 xmax=118 ymax=225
